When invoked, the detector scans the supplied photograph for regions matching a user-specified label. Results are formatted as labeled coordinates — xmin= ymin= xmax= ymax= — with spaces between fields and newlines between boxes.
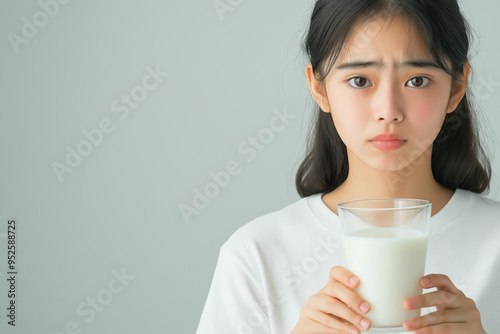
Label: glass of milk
xmin=338 ymin=198 xmax=431 ymax=332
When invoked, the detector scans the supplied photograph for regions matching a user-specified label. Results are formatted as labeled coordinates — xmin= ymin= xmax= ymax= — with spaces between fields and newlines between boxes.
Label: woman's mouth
xmin=369 ymin=134 xmax=407 ymax=151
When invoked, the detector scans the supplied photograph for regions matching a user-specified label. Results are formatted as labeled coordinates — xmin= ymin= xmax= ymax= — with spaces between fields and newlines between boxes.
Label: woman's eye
xmin=406 ymin=76 xmax=430 ymax=88
xmin=348 ymin=77 xmax=372 ymax=88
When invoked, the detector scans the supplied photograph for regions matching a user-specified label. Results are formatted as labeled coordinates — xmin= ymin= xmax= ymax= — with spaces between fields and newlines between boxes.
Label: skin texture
xmin=307 ymin=15 xmax=469 ymax=217
xmin=291 ymin=15 xmax=486 ymax=334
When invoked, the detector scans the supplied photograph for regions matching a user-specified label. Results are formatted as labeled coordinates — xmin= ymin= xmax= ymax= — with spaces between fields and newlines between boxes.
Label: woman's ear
xmin=306 ymin=63 xmax=331 ymax=113
xmin=447 ymin=62 xmax=471 ymax=113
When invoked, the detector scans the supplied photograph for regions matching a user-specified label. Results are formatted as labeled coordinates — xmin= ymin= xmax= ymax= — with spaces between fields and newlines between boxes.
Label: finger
xmin=314 ymin=295 xmax=371 ymax=332
xmin=303 ymin=318 xmax=344 ymax=334
xmin=419 ymin=274 xmax=462 ymax=295
xmin=328 ymin=266 xmax=361 ymax=289
xmin=302 ymin=307 xmax=360 ymax=334
xmin=402 ymin=321 xmax=475 ymax=334
xmin=403 ymin=308 xmax=467 ymax=331
xmin=404 ymin=289 xmax=463 ymax=311
xmin=320 ymin=281 xmax=371 ymax=316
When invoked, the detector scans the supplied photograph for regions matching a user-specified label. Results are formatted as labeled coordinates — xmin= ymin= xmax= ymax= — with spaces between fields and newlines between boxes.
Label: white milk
xmin=343 ymin=228 xmax=428 ymax=328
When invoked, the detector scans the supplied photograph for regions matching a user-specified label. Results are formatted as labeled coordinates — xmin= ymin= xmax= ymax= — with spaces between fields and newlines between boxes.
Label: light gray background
xmin=0 ymin=0 xmax=499 ymax=333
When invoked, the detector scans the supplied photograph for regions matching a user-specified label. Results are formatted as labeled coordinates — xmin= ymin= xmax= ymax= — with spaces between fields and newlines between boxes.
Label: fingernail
xmin=360 ymin=318 xmax=370 ymax=330
xmin=349 ymin=277 xmax=359 ymax=286
xmin=360 ymin=302 xmax=370 ymax=313
xmin=421 ymin=277 xmax=430 ymax=286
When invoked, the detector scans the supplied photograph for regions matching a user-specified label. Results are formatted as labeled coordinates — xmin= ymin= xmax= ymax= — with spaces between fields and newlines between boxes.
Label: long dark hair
xmin=296 ymin=0 xmax=491 ymax=197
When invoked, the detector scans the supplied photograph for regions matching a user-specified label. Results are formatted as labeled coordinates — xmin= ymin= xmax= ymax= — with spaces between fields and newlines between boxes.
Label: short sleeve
xmin=196 ymin=246 xmax=272 ymax=334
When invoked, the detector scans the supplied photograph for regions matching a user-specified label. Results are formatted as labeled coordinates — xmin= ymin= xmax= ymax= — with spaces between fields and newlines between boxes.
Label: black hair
xmin=296 ymin=0 xmax=491 ymax=197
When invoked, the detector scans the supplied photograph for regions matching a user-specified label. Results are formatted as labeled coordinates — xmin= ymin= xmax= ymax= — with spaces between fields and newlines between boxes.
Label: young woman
xmin=197 ymin=1 xmax=500 ymax=333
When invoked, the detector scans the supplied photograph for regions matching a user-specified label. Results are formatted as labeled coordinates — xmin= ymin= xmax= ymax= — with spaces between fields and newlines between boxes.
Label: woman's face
xmin=308 ymin=16 xmax=467 ymax=172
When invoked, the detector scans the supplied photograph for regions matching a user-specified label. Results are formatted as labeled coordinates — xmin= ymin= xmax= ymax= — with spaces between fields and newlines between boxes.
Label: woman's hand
xmin=290 ymin=266 xmax=371 ymax=334
xmin=403 ymin=274 xmax=486 ymax=333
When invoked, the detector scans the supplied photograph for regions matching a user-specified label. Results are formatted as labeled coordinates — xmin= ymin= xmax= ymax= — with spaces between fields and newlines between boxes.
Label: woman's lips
xmin=369 ymin=134 xmax=407 ymax=151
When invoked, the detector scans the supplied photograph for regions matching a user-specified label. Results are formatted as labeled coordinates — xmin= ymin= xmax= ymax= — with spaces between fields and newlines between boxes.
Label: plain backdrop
xmin=0 ymin=0 xmax=499 ymax=333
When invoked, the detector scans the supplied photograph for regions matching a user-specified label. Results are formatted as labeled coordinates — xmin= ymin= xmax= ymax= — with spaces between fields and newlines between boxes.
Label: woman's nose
xmin=373 ymin=82 xmax=404 ymax=123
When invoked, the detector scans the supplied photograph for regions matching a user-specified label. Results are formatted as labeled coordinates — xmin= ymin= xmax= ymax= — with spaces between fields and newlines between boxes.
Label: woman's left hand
xmin=402 ymin=274 xmax=486 ymax=333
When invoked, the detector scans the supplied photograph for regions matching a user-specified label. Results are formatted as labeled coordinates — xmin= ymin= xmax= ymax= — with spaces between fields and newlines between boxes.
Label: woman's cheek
xmin=330 ymin=87 xmax=371 ymax=136
xmin=413 ymin=97 xmax=448 ymax=129
xmin=332 ymin=108 xmax=367 ymax=148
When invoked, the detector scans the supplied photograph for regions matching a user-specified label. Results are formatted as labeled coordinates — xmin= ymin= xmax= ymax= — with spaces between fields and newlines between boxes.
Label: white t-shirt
xmin=197 ymin=189 xmax=500 ymax=334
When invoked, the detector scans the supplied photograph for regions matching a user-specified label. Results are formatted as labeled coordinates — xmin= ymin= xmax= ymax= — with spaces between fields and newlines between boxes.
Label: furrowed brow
xmin=335 ymin=59 xmax=441 ymax=70
xmin=335 ymin=61 xmax=383 ymax=70
xmin=397 ymin=59 xmax=441 ymax=69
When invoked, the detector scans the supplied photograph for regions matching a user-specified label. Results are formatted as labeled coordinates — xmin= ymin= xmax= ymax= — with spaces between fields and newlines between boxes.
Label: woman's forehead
xmin=337 ymin=15 xmax=432 ymax=64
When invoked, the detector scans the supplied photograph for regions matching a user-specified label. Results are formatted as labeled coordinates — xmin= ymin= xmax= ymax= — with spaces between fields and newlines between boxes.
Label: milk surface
xmin=343 ymin=228 xmax=428 ymax=328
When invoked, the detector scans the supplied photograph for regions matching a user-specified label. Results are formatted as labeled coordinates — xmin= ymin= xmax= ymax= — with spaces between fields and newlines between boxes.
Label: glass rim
xmin=337 ymin=198 xmax=431 ymax=211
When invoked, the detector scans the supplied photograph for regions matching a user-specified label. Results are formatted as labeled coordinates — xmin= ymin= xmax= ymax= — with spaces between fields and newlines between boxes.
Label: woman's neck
xmin=322 ymin=149 xmax=454 ymax=217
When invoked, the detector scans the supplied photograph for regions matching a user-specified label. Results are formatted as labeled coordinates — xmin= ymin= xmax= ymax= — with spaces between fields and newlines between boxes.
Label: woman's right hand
xmin=290 ymin=266 xmax=372 ymax=334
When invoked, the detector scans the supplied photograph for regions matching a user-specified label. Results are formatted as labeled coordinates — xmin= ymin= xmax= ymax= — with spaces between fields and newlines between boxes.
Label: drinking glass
xmin=338 ymin=198 xmax=431 ymax=332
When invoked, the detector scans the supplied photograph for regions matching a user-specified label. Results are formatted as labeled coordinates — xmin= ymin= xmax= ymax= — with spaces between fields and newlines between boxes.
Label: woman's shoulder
xmin=463 ymin=188 xmax=500 ymax=211
xmin=220 ymin=194 xmax=322 ymax=253
xmin=451 ymin=189 xmax=500 ymax=227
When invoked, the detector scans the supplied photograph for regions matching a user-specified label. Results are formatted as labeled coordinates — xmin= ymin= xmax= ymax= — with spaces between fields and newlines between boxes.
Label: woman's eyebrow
xmin=335 ymin=59 xmax=441 ymax=70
